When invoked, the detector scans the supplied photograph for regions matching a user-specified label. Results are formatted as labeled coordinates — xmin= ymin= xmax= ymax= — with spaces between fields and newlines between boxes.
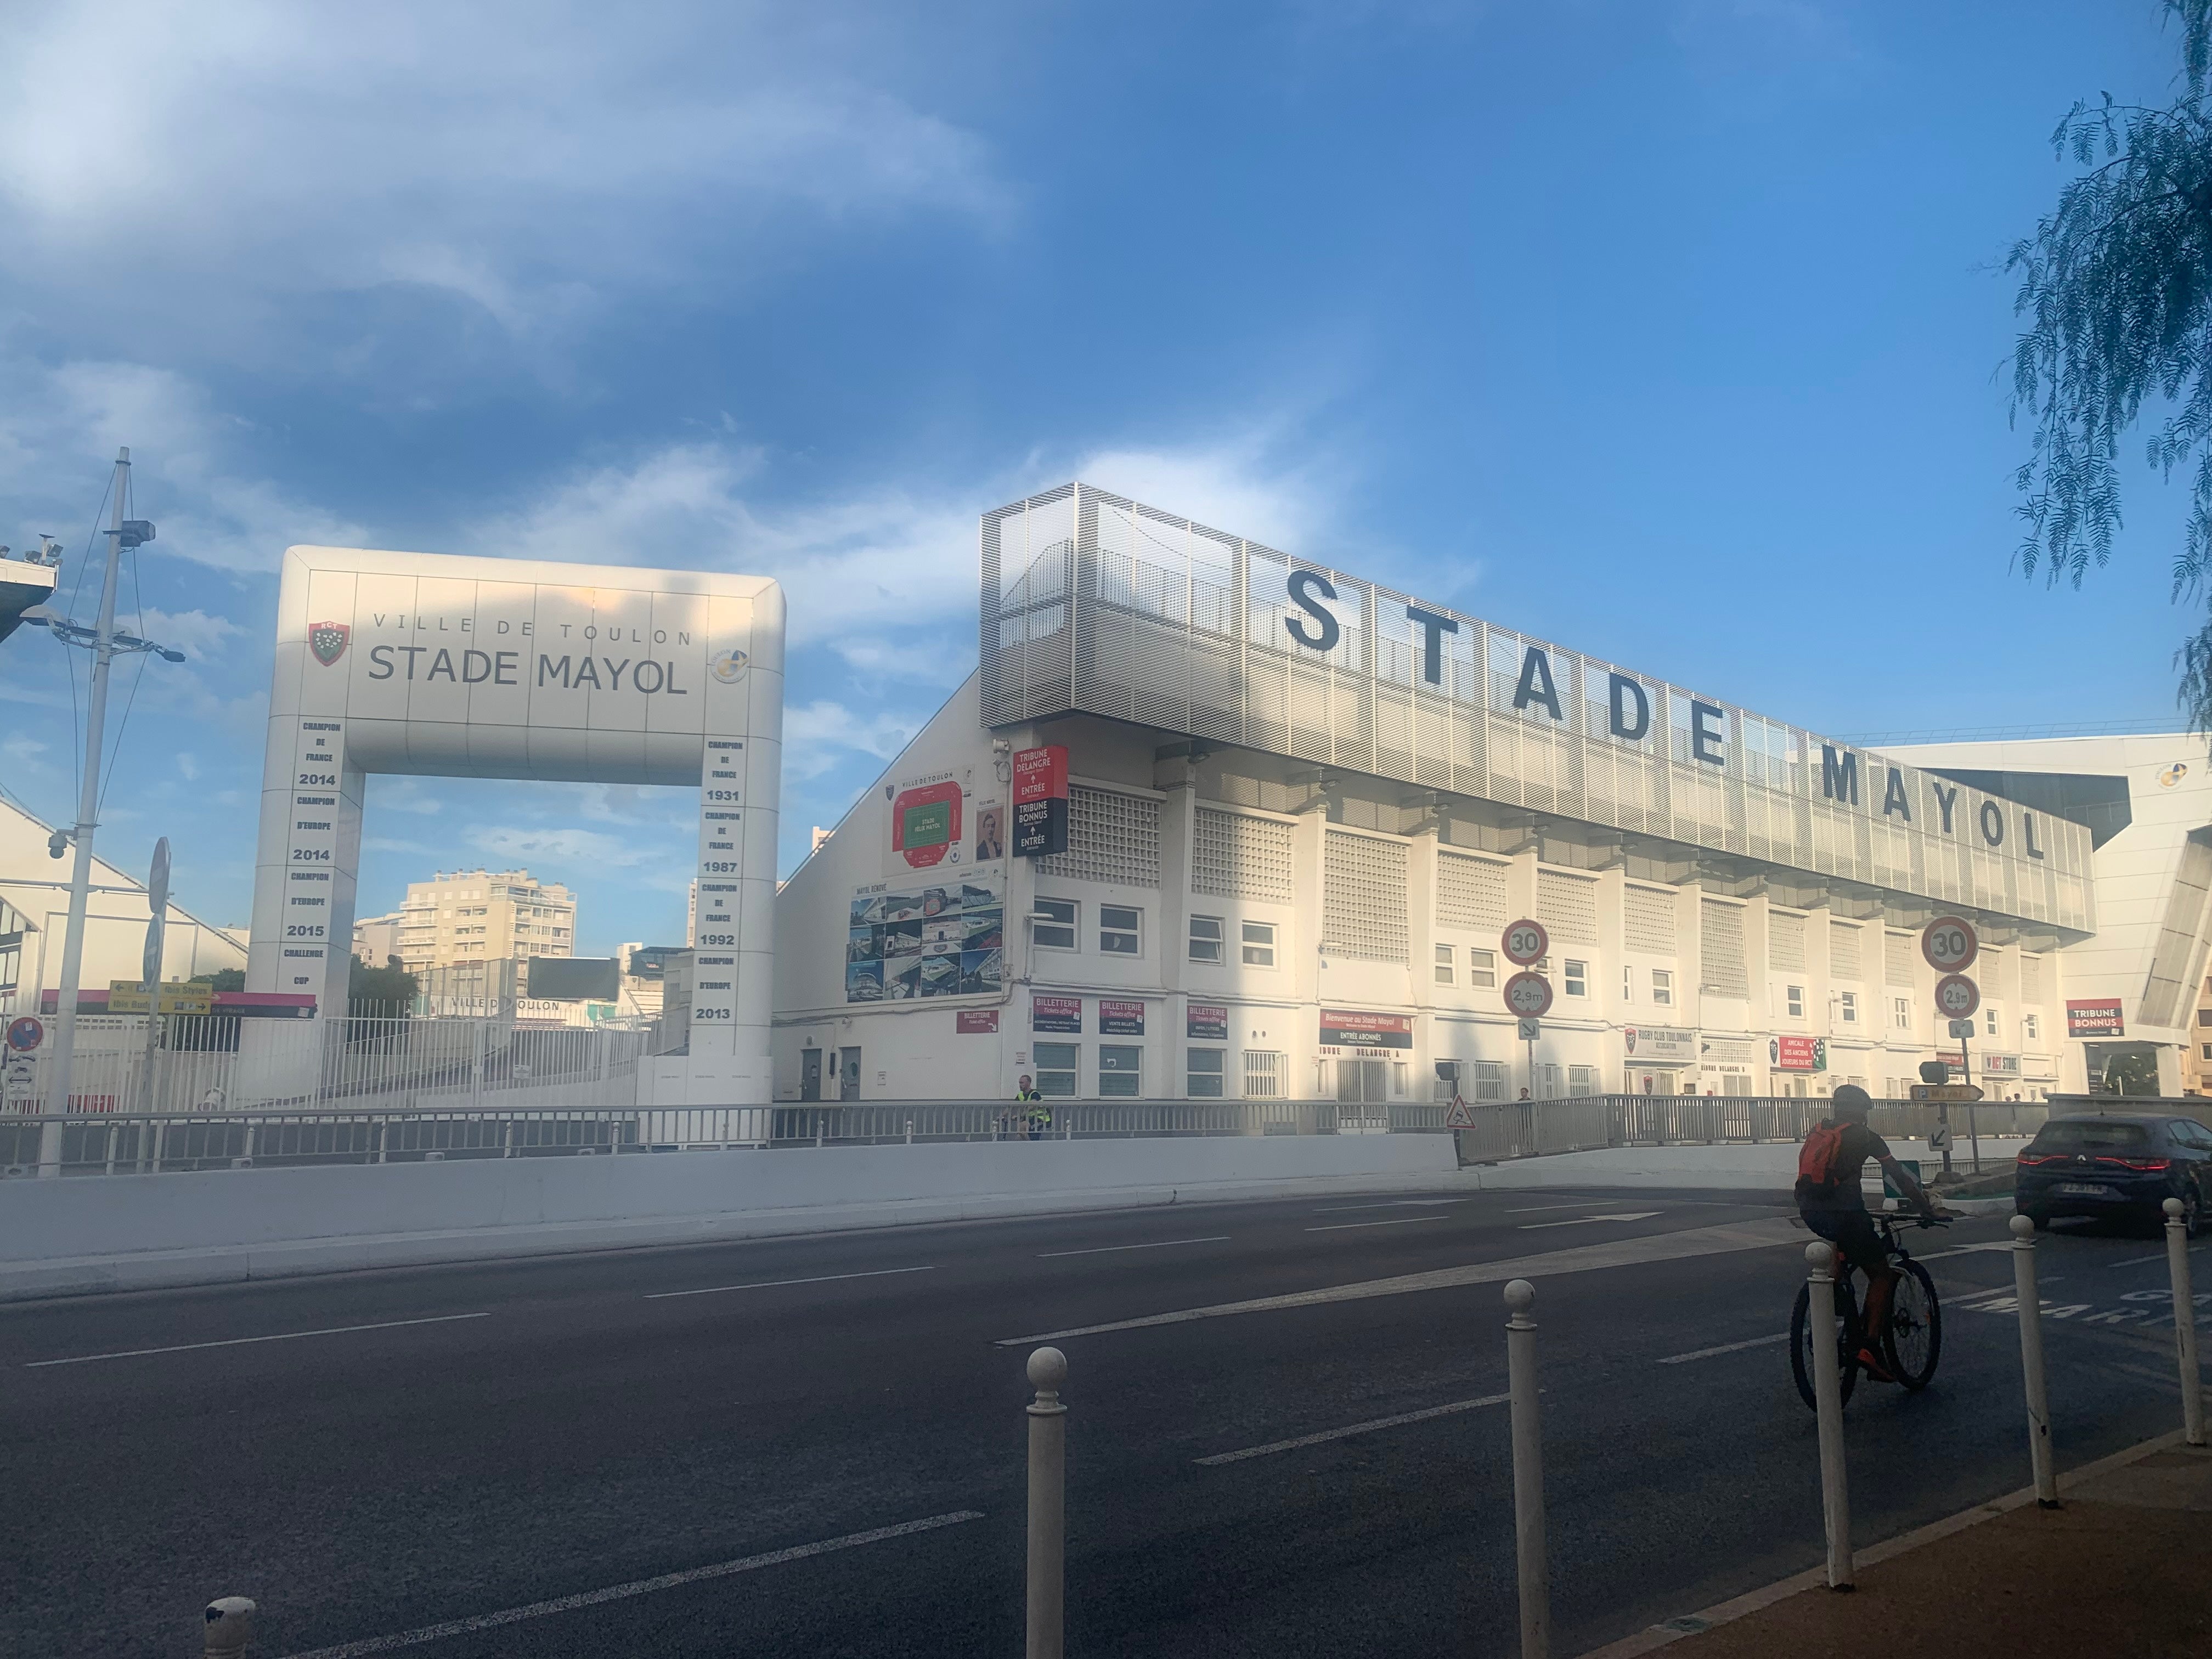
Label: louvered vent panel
xmin=1701 ymin=900 xmax=1749 ymax=998
xmin=1537 ymin=870 xmax=1599 ymax=947
xmin=1769 ymin=912 xmax=1805 ymax=972
xmin=2021 ymin=952 xmax=2045 ymax=1005
xmin=1830 ymin=921 xmax=1864 ymax=981
xmin=1623 ymin=885 xmax=1677 ymax=954
xmin=1438 ymin=852 xmax=1510 ymax=932
xmin=1324 ymin=832 xmax=1408 ymax=961
xmin=1038 ymin=787 xmax=1160 ymax=885
xmin=1884 ymin=932 xmax=1916 ymax=987
xmin=1192 ymin=809 xmax=1294 ymax=904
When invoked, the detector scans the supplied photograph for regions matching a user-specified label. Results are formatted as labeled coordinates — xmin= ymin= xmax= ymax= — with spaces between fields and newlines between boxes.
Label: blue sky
xmin=0 ymin=0 xmax=2199 ymax=954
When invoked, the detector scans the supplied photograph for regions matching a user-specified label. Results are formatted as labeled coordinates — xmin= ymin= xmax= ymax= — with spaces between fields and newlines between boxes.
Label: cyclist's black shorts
xmin=1801 ymin=1206 xmax=1887 ymax=1274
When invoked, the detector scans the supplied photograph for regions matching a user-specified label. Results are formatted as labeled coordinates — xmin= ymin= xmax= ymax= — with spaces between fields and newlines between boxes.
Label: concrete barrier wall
xmin=0 ymin=1132 xmax=1464 ymax=1302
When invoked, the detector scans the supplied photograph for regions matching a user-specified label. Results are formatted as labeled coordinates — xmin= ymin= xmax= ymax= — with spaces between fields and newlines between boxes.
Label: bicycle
xmin=1789 ymin=1211 xmax=1948 ymax=1410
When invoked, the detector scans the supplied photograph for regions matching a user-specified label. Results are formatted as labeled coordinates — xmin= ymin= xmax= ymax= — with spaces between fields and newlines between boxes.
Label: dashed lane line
xmin=24 ymin=1312 xmax=491 ymax=1368
xmin=1306 ymin=1216 xmax=1449 ymax=1233
xmin=1657 ymin=1332 xmax=1790 ymax=1365
xmin=1505 ymin=1201 xmax=1638 ymax=1215
xmin=275 ymin=1511 xmax=987 ymax=1658
xmin=1037 ymin=1237 xmax=1231 ymax=1259
xmin=1196 ymin=1393 xmax=1511 ymax=1465
xmin=645 ymin=1266 xmax=934 ymax=1300
xmin=1519 ymin=1212 xmax=1660 ymax=1231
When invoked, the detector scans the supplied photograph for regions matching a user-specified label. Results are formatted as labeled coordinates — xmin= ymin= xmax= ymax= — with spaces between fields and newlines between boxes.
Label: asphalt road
xmin=4 ymin=1181 xmax=2202 ymax=1658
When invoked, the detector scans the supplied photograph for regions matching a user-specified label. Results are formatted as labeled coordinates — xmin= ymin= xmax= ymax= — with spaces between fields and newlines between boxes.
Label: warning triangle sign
xmin=1444 ymin=1098 xmax=1476 ymax=1128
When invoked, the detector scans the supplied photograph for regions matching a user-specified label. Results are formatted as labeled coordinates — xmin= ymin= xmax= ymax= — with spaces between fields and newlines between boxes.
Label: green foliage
xmin=2007 ymin=2 xmax=2212 ymax=730
xmin=2103 ymin=1048 xmax=2163 ymax=1094
xmin=348 ymin=955 xmax=417 ymax=1013
xmin=195 ymin=968 xmax=246 ymax=994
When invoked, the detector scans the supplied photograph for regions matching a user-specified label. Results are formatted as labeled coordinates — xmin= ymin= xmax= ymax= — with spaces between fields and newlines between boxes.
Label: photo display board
xmin=845 ymin=878 xmax=1005 ymax=1003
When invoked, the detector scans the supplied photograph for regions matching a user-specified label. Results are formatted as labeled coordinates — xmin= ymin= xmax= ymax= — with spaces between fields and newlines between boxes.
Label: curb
xmin=1575 ymin=1426 xmax=2197 ymax=1658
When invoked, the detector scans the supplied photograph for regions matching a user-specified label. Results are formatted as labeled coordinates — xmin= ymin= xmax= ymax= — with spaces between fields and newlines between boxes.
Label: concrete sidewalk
xmin=1593 ymin=1432 xmax=2212 ymax=1658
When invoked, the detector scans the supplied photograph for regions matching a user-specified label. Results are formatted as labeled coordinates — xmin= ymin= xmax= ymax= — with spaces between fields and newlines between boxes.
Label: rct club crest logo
xmin=709 ymin=647 xmax=749 ymax=684
xmin=309 ymin=622 xmax=349 ymax=667
xmin=2161 ymin=761 xmax=2190 ymax=789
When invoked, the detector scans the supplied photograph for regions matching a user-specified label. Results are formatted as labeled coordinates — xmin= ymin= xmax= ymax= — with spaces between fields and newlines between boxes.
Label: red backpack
xmin=1798 ymin=1120 xmax=1847 ymax=1195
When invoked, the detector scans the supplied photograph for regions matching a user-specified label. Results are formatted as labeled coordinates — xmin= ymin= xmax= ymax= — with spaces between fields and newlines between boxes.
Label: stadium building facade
xmin=771 ymin=484 xmax=2206 ymax=1105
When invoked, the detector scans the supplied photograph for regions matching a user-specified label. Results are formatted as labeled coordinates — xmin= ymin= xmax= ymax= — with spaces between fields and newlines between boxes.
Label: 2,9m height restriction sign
xmin=1934 ymin=974 xmax=1981 ymax=1022
xmin=1504 ymin=971 xmax=1554 ymax=1019
xmin=1922 ymin=916 xmax=1978 ymax=974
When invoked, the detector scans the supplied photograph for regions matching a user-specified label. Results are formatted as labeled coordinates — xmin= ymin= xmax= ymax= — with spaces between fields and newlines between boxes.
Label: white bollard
xmin=1804 ymin=1242 xmax=1854 ymax=1590
xmin=1026 ymin=1346 xmax=1068 ymax=1659
xmin=905 ymin=1119 xmax=915 ymax=1145
xmin=1503 ymin=1279 xmax=1549 ymax=1659
xmin=2164 ymin=1198 xmax=2205 ymax=1447
xmin=204 ymin=1596 xmax=256 ymax=1657
xmin=2008 ymin=1215 xmax=2058 ymax=1506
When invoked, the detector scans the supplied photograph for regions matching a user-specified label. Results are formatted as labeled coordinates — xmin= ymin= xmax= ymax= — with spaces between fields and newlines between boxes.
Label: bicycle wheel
xmin=1879 ymin=1259 xmax=1942 ymax=1391
xmin=1790 ymin=1273 xmax=1861 ymax=1413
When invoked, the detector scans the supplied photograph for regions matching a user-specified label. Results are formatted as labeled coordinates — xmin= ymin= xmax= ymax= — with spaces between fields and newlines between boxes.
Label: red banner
xmin=2066 ymin=998 xmax=2125 ymax=1036
xmin=956 ymin=1009 xmax=999 ymax=1034
xmin=1319 ymin=1008 xmax=1413 ymax=1049
xmin=1013 ymin=746 xmax=1069 ymax=804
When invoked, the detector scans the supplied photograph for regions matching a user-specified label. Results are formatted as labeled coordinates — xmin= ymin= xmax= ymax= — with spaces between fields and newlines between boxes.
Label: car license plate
xmin=2056 ymin=1182 xmax=2109 ymax=1196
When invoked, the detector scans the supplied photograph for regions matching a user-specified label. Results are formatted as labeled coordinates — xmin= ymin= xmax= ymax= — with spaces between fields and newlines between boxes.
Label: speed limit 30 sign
xmin=1922 ymin=916 xmax=1978 ymax=974
xmin=1502 ymin=919 xmax=1548 ymax=967
xmin=1933 ymin=974 xmax=1980 ymax=1022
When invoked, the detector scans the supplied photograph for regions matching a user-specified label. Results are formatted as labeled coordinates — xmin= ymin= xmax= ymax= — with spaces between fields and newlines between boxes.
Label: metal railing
xmin=0 ymin=1092 xmax=2068 ymax=1180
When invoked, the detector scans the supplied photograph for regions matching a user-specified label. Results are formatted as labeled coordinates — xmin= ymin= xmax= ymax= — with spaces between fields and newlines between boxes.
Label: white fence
xmin=2 ymin=1014 xmax=651 ymax=1116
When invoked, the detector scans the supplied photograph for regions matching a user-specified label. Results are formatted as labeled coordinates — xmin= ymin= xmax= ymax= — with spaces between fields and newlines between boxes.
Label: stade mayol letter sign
xmin=1281 ymin=569 xmax=2056 ymax=859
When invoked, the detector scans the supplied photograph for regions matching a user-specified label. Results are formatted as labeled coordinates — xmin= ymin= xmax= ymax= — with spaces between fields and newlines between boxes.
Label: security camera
xmin=47 ymin=828 xmax=70 ymax=859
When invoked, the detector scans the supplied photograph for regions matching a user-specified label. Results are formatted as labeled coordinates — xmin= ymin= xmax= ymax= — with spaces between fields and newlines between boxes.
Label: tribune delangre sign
xmin=246 ymin=545 xmax=785 ymax=1106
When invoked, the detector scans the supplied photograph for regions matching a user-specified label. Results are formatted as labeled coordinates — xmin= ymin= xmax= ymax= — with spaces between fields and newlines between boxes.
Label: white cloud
xmin=467 ymin=824 xmax=652 ymax=867
xmin=782 ymin=699 xmax=928 ymax=781
xmin=461 ymin=424 xmax=1356 ymax=671
xmin=0 ymin=1 xmax=1004 ymax=337
xmin=136 ymin=608 xmax=245 ymax=655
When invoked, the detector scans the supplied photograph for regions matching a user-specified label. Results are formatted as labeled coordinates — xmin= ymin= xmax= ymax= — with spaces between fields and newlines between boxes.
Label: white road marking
xmin=995 ymin=1218 xmax=1802 ymax=1346
xmin=1306 ymin=1216 xmax=1449 ymax=1233
xmin=2111 ymin=1254 xmax=2168 ymax=1269
xmin=1518 ymin=1212 xmax=1660 ymax=1230
xmin=1311 ymin=1199 xmax=1469 ymax=1214
xmin=1505 ymin=1201 xmax=1635 ymax=1215
xmin=645 ymin=1266 xmax=934 ymax=1300
xmin=275 ymin=1510 xmax=986 ymax=1658
xmin=1196 ymin=1393 xmax=1511 ymax=1465
xmin=1914 ymin=1243 xmax=2012 ymax=1262
xmin=1657 ymin=1332 xmax=1790 ymax=1365
xmin=24 ymin=1312 xmax=490 ymax=1368
xmin=1037 ymin=1236 xmax=1231 ymax=1259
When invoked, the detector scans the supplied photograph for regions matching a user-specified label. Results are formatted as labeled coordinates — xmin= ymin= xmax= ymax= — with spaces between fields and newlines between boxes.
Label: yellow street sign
xmin=1909 ymin=1083 xmax=1984 ymax=1103
xmin=107 ymin=980 xmax=214 ymax=1016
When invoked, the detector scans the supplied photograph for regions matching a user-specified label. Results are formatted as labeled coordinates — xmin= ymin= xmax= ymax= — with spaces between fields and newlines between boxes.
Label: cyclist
xmin=1795 ymin=1084 xmax=1940 ymax=1382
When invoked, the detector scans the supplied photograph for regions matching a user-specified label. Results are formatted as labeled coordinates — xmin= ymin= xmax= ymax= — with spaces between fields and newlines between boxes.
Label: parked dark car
xmin=2016 ymin=1113 xmax=2212 ymax=1234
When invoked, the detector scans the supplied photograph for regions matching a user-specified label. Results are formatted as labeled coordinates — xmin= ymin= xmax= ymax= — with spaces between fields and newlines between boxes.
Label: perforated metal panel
xmin=1623 ymin=885 xmax=1677 ymax=954
xmin=1438 ymin=851 xmax=1510 ymax=932
xmin=2021 ymin=951 xmax=2046 ymax=1005
xmin=1701 ymin=900 xmax=1749 ymax=999
xmin=1769 ymin=912 xmax=1806 ymax=972
xmin=1324 ymin=831 xmax=1409 ymax=961
xmin=1037 ymin=786 xmax=1160 ymax=885
xmin=1830 ymin=921 xmax=1864 ymax=981
xmin=1537 ymin=870 xmax=1598 ymax=947
xmin=979 ymin=484 xmax=2094 ymax=934
xmin=1192 ymin=809 xmax=1295 ymax=904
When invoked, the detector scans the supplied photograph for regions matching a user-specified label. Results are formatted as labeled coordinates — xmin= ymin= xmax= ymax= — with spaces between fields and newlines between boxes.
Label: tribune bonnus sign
xmin=245 ymin=545 xmax=786 ymax=1107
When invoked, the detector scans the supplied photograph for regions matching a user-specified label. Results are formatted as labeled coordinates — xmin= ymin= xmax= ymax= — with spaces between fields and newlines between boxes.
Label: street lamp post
xmin=32 ymin=449 xmax=186 ymax=1159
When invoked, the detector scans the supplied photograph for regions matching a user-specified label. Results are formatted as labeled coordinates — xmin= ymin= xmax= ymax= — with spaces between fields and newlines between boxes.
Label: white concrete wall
xmin=0 ymin=1131 xmax=1463 ymax=1301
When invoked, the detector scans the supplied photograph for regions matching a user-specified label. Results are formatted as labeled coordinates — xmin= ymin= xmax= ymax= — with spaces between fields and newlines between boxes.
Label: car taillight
xmin=2095 ymin=1156 xmax=2171 ymax=1171
xmin=2017 ymin=1153 xmax=2065 ymax=1165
